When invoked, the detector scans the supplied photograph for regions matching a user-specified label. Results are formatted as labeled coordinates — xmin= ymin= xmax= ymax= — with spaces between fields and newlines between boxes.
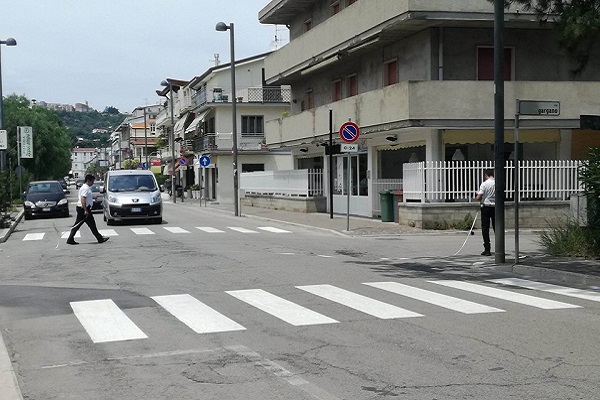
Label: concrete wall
xmin=398 ymin=201 xmax=571 ymax=229
xmin=241 ymin=195 xmax=327 ymax=213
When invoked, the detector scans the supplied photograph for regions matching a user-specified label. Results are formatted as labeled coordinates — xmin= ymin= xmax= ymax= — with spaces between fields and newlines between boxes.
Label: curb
xmin=495 ymin=263 xmax=600 ymax=288
xmin=0 ymin=210 xmax=24 ymax=244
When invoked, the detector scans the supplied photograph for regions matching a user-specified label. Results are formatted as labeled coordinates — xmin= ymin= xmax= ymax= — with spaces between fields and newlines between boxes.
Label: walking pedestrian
xmin=66 ymin=174 xmax=109 ymax=245
xmin=475 ymin=169 xmax=495 ymax=256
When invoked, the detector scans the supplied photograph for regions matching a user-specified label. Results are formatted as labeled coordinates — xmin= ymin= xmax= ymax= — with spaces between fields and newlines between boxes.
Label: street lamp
xmin=144 ymin=107 xmax=149 ymax=170
xmin=161 ymin=80 xmax=177 ymax=204
xmin=216 ymin=22 xmax=239 ymax=216
xmin=0 ymin=37 xmax=17 ymax=172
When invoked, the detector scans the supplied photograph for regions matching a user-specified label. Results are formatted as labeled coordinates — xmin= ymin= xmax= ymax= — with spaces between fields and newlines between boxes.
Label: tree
xmin=3 ymin=95 xmax=72 ymax=180
xmin=103 ymin=106 xmax=120 ymax=115
xmin=580 ymin=146 xmax=600 ymax=253
xmin=498 ymin=0 xmax=600 ymax=74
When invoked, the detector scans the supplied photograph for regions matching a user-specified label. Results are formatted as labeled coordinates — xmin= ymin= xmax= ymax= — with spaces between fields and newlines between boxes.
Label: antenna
xmin=269 ymin=24 xmax=287 ymax=50
xmin=210 ymin=53 xmax=220 ymax=66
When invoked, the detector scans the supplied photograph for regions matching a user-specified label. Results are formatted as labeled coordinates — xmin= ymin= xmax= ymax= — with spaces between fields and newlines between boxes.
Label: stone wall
xmin=240 ymin=195 xmax=327 ymax=213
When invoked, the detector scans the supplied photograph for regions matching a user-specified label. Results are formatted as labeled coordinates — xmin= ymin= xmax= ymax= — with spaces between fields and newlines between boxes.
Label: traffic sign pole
xmin=339 ymin=120 xmax=360 ymax=231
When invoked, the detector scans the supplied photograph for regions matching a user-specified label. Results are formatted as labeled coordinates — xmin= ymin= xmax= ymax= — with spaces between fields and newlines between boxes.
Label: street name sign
xmin=518 ymin=100 xmax=560 ymax=116
xmin=0 ymin=130 xmax=7 ymax=150
xmin=19 ymin=126 xmax=34 ymax=159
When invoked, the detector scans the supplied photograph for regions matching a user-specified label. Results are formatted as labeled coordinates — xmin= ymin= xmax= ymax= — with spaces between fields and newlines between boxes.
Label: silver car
xmin=102 ymin=170 xmax=163 ymax=225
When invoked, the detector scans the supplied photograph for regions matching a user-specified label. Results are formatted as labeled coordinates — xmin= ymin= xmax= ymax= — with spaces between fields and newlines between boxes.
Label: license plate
xmin=42 ymin=208 xmax=51 ymax=212
xmin=131 ymin=208 xmax=142 ymax=213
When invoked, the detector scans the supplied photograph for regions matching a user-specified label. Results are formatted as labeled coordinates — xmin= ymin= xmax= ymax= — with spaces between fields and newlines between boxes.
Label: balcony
xmin=265 ymin=80 xmax=600 ymax=146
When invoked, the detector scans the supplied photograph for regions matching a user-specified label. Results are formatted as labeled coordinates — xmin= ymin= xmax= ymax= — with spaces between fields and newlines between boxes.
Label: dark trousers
xmin=68 ymin=206 xmax=102 ymax=241
xmin=481 ymin=206 xmax=496 ymax=251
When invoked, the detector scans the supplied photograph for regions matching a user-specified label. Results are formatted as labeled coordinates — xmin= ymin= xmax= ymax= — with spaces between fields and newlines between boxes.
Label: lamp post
xmin=216 ymin=22 xmax=239 ymax=216
xmin=0 ymin=37 xmax=17 ymax=172
xmin=161 ymin=80 xmax=177 ymax=203
xmin=144 ymin=107 xmax=149 ymax=169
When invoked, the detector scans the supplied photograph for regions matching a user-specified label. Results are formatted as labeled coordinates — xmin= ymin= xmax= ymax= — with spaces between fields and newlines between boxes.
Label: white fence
xmin=240 ymin=169 xmax=323 ymax=197
xmin=371 ymin=179 xmax=403 ymax=215
xmin=403 ymin=160 xmax=584 ymax=203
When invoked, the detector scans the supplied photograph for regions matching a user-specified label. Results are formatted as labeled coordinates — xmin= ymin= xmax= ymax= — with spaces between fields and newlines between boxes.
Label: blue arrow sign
xmin=199 ymin=155 xmax=211 ymax=167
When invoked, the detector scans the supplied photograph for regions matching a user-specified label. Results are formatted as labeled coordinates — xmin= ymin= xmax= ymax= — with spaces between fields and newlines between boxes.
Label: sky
xmin=0 ymin=1 xmax=288 ymax=113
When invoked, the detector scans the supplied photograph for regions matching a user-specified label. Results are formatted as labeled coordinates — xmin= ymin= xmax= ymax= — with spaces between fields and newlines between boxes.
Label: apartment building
xmin=258 ymin=0 xmax=600 ymax=218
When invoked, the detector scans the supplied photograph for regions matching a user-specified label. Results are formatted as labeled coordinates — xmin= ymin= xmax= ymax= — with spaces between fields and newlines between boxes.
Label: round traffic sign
xmin=339 ymin=121 xmax=360 ymax=143
xmin=178 ymin=156 xmax=188 ymax=166
xmin=199 ymin=155 xmax=211 ymax=167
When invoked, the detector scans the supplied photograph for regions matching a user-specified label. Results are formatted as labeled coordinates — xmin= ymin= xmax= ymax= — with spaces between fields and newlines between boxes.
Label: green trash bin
xmin=379 ymin=190 xmax=394 ymax=222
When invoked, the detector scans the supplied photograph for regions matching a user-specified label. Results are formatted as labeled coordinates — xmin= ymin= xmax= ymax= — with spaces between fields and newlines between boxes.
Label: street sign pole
xmin=514 ymin=100 xmax=520 ymax=263
xmin=339 ymin=119 xmax=360 ymax=231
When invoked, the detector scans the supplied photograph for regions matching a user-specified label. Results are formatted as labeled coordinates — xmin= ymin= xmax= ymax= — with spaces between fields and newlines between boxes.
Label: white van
xmin=101 ymin=170 xmax=163 ymax=225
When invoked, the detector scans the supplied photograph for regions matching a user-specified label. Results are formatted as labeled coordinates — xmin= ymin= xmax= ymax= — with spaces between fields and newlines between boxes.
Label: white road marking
xmin=152 ymin=294 xmax=246 ymax=334
xmin=131 ymin=228 xmax=155 ymax=235
xmin=196 ymin=227 xmax=225 ymax=233
xmin=70 ymin=299 xmax=148 ymax=343
xmin=227 ymin=289 xmax=338 ymax=326
xmin=23 ymin=233 xmax=45 ymax=241
xmin=317 ymin=255 xmax=334 ymax=258
xmin=98 ymin=229 xmax=118 ymax=236
xmin=431 ymin=280 xmax=580 ymax=309
xmin=257 ymin=227 xmax=291 ymax=233
xmin=163 ymin=227 xmax=190 ymax=234
xmin=297 ymin=284 xmax=423 ymax=319
xmin=489 ymin=278 xmax=600 ymax=303
xmin=61 ymin=231 xmax=81 ymax=239
xmin=364 ymin=282 xmax=505 ymax=314
xmin=228 ymin=227 xmax=259 ymax=233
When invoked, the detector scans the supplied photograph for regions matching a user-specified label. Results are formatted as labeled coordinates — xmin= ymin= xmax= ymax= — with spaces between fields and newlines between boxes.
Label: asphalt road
xmin=1 ymin=194 xmax=599 ymax=399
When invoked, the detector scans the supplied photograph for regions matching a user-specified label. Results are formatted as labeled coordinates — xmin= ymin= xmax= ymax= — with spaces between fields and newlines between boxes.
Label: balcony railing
xmin=245 ymin=87 xmax=291 ymax=103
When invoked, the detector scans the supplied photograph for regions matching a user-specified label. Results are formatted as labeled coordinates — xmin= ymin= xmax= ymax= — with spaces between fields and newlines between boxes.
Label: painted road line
xmin=163 ymin=227 xmax=190 ymax=234
xmin=297 ymin=284 xmax=423 ymax=319
xmin=131 ymin=227 xmax=155 ymax=235
xmin=196 ymin=227 xmax=225 ymax=233
xmin=70 ymin=299 xmax=148 ymax=343
xmin=152 ymin=294 xmax=246 ymax=334
xmin=61 ymin=231 xmax=81 ymax=239
xmin=257 ymin=227 xmax=291 ymax=233
xmin=23 ymin=233 xmax=45 ymax=241
xmin=364 ymin=282 xmax=505 ymax=314
xmin=489 ymin=278 xmax=600 ymax=303
xmin=98 ymin=229 xmax=118 ymax=237
xmin=430 ymin=280 xmax=580 ymax=309
xmin=227 ymin=289 xmax=339 ymax=326
xmin=228 ymin=227 xmax=259 ymax=233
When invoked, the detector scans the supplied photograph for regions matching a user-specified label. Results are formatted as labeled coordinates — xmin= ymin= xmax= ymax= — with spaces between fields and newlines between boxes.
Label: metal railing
xmin=403 ymin=160 xmax=584 ymax=203
xmin=240 ymin=169 xmax=323 ymax=197
xmin=246 ymin=87 xmax=291 ymax=103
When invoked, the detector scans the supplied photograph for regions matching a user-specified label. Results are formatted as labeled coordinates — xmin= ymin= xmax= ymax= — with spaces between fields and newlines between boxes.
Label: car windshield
xmin=90 ymin=182 xmax=103 ymax=192
xmin=108 ymin=176 xmax=157 ymax=192
xmin=29 ymin=182 xmax=63 ymax=194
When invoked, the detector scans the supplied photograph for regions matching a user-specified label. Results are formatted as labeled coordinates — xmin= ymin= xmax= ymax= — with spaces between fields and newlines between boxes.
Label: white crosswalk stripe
xmin=364 ymin=282 xmax=505 ymax=314
xmin=489 ymin=278 xmax=600 ymax=303
xmin=131 ymin=227 xmax=155 ymax=235
xmin=61 ymin=231 xmax=81 ymax=239
xmin=228 ymin=227 xmax=259 ymax=233
xmin=297 ymin=284 xmax=422 ymax=319
xmin=152 ymin=294 xmax=246 ymax=334
xmin=23 ymin=233 xmax=45 ymax=241
xmin=196 ymin=227 xmax=225 ymax=233
xmin=258 ymin=227 xmax=291 ymax=233
xmin=163 ymin=227 xmax=190 ymax=234
xmin=98 ymin=229 xmax=118 ymax=237
xmin=226 ymin=289 xmax=339 ymax=326
xmin=430 ymin=280 xmax=580 ymax=309
xmin=70 ymin=299 xmax=148 ymax=343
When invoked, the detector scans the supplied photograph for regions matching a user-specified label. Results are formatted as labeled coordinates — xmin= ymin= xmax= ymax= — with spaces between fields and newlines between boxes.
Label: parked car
xmin=22 ymin=180 xmax=70 ymax=220
xmin=102 ymin=170 xmax=163 ymax=225
xmin=75 ymin=179 xmax=84 ymax=189
xmin=58 ymin=180 xmax=68 ymax=191
xmin=90 ymin=181 xmax=104 ymax=211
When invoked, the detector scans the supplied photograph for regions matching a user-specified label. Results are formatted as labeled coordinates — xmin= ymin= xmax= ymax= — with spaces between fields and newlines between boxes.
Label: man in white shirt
xmin=475 ymin=169 xmax=495 ymax=256
xmin=66 ymin=174 xmax=109 ymax=245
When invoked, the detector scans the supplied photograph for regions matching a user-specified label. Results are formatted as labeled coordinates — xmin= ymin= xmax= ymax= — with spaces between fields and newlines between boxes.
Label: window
xmin=331 ymin=1 xmax=340 ymax=15
xmin=242 ymin=163 xmax=264 ymax=173
xmin=241 ymin=116 xmax=264 ymax=136
xmin=304 ymin=19 xmax=312 ymax=33
xmin=384 ymin=59 xmax=398 ymax=86
xmin=346 ymin=74 xmax=358 ymax=97
xmin=332 ymin=79 xmax=342 ymax=101
xmin=150 ymin=122 xmax=156 ymax=134
xmin=477 ymin=47 xmax=512 ymax=81
xmin=305 ymin=89 xmax=314 ymax=110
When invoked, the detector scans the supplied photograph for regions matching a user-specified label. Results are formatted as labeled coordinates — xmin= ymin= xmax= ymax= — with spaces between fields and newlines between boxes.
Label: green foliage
xmin=121 ymin=159 xmax=138 ymax=170
xmin=57 ymin=108 xmax=125 ymax=148
xmin=431 ymin=213 xmax=475 ymax=230
xmin=539 ymin=221 xmax=599 ymax=258
xmin=3 ymin=95 xmax=72 ymax=180
xmin=497 ymin=0 xmax=600 ymax=74
xmin=103 ymin=106 xmax=120 ymax=115
xmin=579 ymin=146 xmax=600 ymax=252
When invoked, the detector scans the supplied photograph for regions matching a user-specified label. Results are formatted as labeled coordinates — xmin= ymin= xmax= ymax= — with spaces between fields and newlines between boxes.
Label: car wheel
xmin=106 ymin=218 xmax=114 ymax=226
xmin=24 ymin=214 xmax=31 ymax=220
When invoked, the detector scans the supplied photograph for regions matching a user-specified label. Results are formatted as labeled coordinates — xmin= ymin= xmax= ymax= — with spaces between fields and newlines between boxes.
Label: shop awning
xmin=185 ymin=109 xmax=211 ymax=133
xmin=444 ymin=129 xmax=560 ymax=144
xmin=173 ymin=118 xmax=187 ymax=136
xmin=378 ymin=140 xmax=426 ymax=151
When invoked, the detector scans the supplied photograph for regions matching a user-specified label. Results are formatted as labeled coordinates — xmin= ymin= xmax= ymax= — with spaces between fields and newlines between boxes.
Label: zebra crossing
xmin=20 ymin=225 xmax=293 ymax=242
xmin=69 ymin=278 xmax=595 ymax=343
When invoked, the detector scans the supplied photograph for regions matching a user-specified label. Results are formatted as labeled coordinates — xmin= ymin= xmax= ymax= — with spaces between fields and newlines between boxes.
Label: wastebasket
xmin=392 ymin=190 xmax=403 ymax=223
xmin=379 ymin=190 xmax=394 ymax=222
xmin=175 ymin=185 xmax=183 ymax=198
